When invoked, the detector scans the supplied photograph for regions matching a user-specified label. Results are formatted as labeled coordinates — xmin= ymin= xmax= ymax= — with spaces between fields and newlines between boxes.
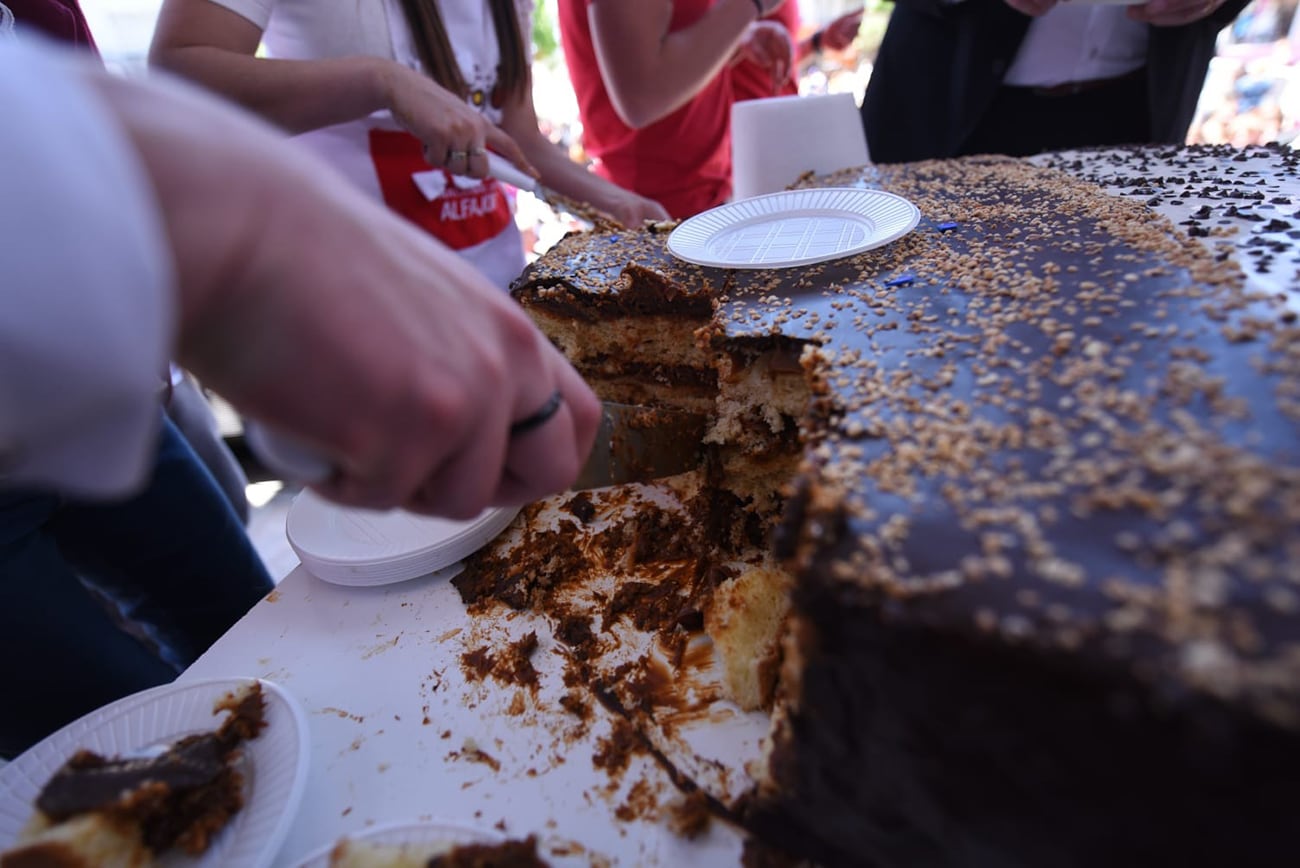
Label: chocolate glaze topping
xmin=36 ymin=737 xmax=228 ymax=821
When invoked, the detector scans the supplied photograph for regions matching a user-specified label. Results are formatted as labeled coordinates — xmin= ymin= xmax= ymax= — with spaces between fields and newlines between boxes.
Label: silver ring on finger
xmin=445 ymin=148 xmax=469 ymax=164
xmin=509 ymin=390 xmax=564 ymax=436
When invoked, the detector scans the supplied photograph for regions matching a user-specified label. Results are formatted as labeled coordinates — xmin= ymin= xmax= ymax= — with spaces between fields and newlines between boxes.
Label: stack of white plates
xmin=285 ymin=489 xmax=520 ymax=587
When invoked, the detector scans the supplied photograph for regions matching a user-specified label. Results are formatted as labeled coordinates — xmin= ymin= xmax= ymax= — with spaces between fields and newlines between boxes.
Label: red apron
xmin=368 ymin=128 xmax=512 ymax=251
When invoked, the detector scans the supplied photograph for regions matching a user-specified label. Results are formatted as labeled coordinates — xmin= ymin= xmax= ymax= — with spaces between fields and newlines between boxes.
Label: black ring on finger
xmin=509 ymin=390 xmax=564 ymax=436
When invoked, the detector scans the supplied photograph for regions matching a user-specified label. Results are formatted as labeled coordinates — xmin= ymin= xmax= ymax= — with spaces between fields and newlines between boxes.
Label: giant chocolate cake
xmin=461 ymin=145 xmax=1300 ymax=867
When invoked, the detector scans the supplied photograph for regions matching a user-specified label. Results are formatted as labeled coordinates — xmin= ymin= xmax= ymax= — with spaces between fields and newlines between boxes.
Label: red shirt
xmin=558 ymin=0 xmax=733 ymax=219
xmin=732 ymin=2 xmax=800 ymax=102
xmin=8 ymin=0 xmax=99 ymax=52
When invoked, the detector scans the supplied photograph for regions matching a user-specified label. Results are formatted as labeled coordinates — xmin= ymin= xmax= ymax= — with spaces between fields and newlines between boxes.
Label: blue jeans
xmin=0 ymin=416 xmax=273 ymax=758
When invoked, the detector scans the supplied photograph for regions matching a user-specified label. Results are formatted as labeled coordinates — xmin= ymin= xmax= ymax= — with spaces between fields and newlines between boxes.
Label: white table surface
xmin=182 ymin=558 xmax=753 ymax=868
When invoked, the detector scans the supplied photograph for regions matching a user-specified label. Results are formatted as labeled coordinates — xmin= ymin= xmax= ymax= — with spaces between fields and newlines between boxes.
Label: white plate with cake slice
xmin=0 ymin=677 xmax=310 ymax=868
xmin=291 ymin=819 xmax=510 ymax=867
xmin=667 ymin=187 xmax=920 ymax=268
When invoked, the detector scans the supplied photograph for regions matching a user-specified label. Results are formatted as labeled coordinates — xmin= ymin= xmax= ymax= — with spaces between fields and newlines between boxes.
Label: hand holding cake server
xmin=0 ymin=39 xmax=600 ymax=519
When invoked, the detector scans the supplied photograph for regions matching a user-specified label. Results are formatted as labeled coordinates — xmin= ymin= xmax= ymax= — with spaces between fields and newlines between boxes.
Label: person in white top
xmin=860 ymin=0 xmax=1249 ymax=162
xmin=149 ymin=0 xmax=668 ymax=290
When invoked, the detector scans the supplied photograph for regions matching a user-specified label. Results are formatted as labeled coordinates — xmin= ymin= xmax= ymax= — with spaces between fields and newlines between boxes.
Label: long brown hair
xmin=397 ymin=0 xmax=530 ymax=104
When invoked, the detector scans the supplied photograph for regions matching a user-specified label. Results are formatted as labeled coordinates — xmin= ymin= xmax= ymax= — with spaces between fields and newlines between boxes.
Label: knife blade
xmin=572 ymin=402 xmax=707 ymax=490
xmin=246 ymin=401 xmax=706 ymax=492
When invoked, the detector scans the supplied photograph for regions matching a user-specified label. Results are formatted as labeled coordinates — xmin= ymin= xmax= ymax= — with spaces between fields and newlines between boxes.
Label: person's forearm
xmin=150 ymin=0 xmax=401 ymax=134
xmin=501 ymin=97 xmax=634 ymax=218
xmin=590 ymin=0 xmax=761 ymax=128
xmin=523 ymin=132 xmax=623 ymax=210
xmin=150 ymin=48 xmax=395 ymax=135
xmin=503 ymin=112 xmax=590 ymax=198
xmin=511 ymin=125 xmax=667 ymax=226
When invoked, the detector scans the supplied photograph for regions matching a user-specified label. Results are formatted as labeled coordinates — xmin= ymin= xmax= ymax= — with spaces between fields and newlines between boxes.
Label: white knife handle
xmin=244 ymin=421 xmax=333 ymax=484
xmin=486 ymin=152 xmax=540 ymax=194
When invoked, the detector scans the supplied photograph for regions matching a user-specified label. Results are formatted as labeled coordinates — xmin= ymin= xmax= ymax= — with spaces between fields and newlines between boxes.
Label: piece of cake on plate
xmin=0 ymin=682 xmax=266 ymax=868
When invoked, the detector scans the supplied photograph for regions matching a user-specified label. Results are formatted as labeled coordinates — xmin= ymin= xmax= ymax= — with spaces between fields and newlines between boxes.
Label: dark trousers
xmin=0 ymin=416 xmax=273 ymax=758
xmin=166 ymin=372 xmax=250 ymax=526
xmin=960 ymin=71 xmax=1151 ymax=159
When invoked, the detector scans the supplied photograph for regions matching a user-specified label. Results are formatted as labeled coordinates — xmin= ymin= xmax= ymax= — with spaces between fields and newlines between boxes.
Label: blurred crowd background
xmin=1188 ymin=0 xmax=1300 ymax=146
xmin=82 ymin=0 xmax=1300 ymax=257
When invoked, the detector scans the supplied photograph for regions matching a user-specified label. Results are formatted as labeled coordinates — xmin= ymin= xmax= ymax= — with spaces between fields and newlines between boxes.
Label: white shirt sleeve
xmin=204 ymin=0 xmax=272 ymax=31
xmin=0 ymin=37 xmax=177 ymax=498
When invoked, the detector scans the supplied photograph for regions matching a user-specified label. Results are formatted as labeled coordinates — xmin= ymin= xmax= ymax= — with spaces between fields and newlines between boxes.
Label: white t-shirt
xmin=209 ymin=0 xmax=533 ymax=289
xmin=1004 ymin=7 xmax=1148 ymax=88
xmin=0 ymin=37 xmax=173 ymax=497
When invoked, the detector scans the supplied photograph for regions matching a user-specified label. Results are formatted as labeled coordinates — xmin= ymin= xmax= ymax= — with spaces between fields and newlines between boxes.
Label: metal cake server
xmin=247 ymin=402 xmax=706 ymax=492
xmin=572 ymin=402 xmax=706 ymax=491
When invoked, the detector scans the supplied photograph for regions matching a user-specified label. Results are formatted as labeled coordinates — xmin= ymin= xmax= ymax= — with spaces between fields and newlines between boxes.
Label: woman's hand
xmin=382 ymin=62 xmax=534 ymax=179
xmin=601 ymin=189 xmax=672 ymax=228
xmin=818 ymin=8 xmax=864 ymax=52
xmin=733 ymin=19 xmax=793 ymax=90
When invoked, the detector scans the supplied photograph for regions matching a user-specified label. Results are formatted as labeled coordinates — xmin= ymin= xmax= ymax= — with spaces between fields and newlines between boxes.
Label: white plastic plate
xmin=292 ymin=819 xmax=506 ymax=867
xmin=0 ymin=677 xmax=310 ymax=868
xmin=286 ymin=489 xmax=519 ymax=586
xmin=667 ymin=187 xmax=920 ymax=268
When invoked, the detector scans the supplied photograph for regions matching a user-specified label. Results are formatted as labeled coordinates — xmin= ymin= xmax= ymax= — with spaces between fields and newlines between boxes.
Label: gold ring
xmin=445 ymin=148 xmax=469 ymax=162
